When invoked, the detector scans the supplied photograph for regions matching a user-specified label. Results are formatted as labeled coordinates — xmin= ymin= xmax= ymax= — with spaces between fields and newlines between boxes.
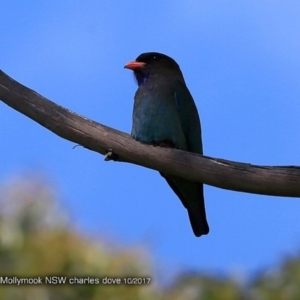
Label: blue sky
xmin=1 ymin=1 xmax=300 ymax=282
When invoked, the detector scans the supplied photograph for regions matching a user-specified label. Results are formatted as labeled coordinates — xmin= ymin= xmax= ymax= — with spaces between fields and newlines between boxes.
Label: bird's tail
xmin=186 ymin=190 xmax=209 ymax=237
xmin=160 ymin=173 xmax=209 ymax=237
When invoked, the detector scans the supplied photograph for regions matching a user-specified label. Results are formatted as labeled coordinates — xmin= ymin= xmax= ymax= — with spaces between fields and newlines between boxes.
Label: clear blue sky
xmin=1 ymin=1 xmax=300 ymax=282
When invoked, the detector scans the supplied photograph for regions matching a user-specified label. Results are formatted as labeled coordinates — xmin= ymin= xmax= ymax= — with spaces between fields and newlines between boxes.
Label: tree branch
xmin=1 ymin=70 xmax=299 ymax=197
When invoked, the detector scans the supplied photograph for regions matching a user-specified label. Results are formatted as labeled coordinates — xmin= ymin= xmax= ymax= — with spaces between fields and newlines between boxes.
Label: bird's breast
xmin=131 ymin=86 xmax=187 ymax=149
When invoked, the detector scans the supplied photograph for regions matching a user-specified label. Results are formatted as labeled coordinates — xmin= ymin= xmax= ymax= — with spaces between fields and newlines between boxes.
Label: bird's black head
xmin=124 ymin=52 xmax=180 ymax=86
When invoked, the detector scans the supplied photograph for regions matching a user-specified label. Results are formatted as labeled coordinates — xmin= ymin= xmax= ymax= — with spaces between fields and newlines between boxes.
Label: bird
xmin=124 ymin=52 xmax=209 ymax=237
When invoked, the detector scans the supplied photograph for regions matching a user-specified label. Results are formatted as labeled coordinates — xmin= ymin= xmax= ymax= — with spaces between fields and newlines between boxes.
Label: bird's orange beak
xmin=124 ymin=61 xmax=146 ymax=70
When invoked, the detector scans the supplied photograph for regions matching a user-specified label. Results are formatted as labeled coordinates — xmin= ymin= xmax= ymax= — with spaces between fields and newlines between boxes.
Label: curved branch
xmin=0 ymin=70 xmax=299 ymax=197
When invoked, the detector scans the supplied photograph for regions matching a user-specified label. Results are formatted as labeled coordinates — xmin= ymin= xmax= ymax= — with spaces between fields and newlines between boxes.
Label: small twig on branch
xmin=0 ymin=70 xmax=300 ymax=197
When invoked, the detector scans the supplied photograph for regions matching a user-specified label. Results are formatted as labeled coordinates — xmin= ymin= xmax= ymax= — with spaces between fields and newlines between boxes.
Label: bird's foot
xmin=104 ymin=149 xmax=118 ymax=161
xmin=153 ymin=141 xmax=174 ymax=148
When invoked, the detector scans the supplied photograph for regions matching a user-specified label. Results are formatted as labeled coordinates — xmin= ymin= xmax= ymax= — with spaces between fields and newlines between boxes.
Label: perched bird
xmin=124 ymin=52 xmax=209 ymax=237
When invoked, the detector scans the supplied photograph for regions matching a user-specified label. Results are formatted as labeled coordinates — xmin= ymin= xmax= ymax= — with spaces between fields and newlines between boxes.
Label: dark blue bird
xmin=125 ymin=52 xmax=209 ymax=237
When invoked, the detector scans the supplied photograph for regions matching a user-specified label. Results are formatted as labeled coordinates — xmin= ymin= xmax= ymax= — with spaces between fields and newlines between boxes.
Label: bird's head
xmin=124 ymin=52 xmax=180 ymax=86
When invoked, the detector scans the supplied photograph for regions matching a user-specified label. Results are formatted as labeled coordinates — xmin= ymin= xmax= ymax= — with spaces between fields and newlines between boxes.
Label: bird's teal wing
xmin=173 ymin=81 xmax=203 ymax=155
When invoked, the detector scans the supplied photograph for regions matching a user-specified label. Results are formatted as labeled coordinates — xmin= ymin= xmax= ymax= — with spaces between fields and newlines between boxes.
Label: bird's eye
xmin=153 ymin=56 xmax=157 ymax=60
